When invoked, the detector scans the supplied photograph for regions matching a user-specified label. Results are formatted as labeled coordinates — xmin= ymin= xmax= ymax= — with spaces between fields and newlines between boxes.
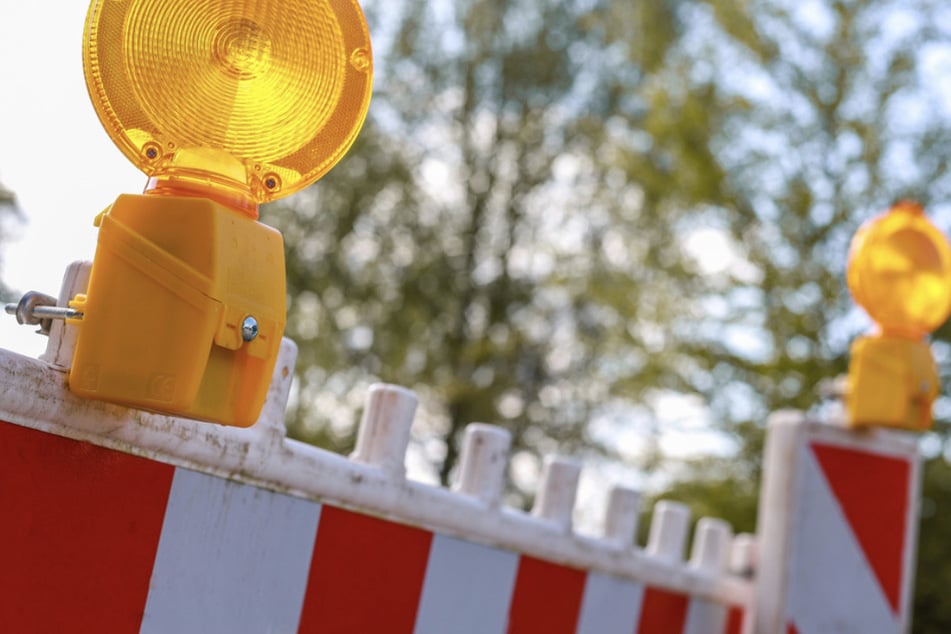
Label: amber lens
xmin=847 ymin=205 xmax=951 ymax=335
xmin=83 ymin=0 xmax=372 ymax=203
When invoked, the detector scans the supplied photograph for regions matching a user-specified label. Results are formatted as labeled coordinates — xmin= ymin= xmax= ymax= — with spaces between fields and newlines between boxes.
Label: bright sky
xmin=0 ymin=3 xmax=143 ymax=357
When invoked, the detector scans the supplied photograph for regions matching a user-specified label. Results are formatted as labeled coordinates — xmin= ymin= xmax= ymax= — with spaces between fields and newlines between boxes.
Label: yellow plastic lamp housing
xmin=72 ymin=0 xmax=373 ymax=425
xmin=847 ymin=201 xmax=951 ymax=338
xmin=69 ymin=195 xmax=285 ymax=426
xmin=83 ymin=0 xmax=373 ymax=214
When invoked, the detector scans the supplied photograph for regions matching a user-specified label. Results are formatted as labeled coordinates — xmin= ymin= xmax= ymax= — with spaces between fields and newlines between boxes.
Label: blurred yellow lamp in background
xmin=68 ymin=0 xmax=373 ymax=426
xmin=846 ymin=201 xmax=951 ymax=430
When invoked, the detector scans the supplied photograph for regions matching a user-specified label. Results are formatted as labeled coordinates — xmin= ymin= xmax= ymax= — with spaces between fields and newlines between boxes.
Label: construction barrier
xmin=0 ymin=307 xmax=921 ymax=633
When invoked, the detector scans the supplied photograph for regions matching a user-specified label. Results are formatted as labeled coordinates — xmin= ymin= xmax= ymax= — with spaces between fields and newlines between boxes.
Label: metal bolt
xmin=4 ymin=291 xmax=83 ymax=336
xmin=241 ymin=316 xmax=259 ymax=342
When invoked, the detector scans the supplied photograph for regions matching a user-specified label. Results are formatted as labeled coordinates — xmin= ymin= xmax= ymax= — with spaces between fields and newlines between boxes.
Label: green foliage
xmin=916 ymin=454 xmax=951 ymax=632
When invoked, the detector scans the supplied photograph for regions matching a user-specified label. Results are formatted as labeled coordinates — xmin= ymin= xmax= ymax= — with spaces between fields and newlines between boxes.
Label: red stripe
xmin=299 ymin=505 xmax=433 ymax=633
xmin=506 ymin=556 xmax=585 ymax=634
xmin=724 ymin=605 xmax=745 ymax=634
xmin=811 ymin=443 xmax=909 ymax=614
xmin=636 ymin=587 xmax=689 ymax=634
xmin=0 ymin=422 xmax=174 ymax=632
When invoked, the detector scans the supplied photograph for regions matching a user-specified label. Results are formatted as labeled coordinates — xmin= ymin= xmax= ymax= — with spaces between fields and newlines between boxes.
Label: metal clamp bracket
xmin=4 ymin=291 xmax=84 ymax=336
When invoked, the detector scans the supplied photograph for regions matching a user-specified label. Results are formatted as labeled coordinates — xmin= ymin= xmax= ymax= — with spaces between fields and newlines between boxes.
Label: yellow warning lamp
xmin=845 ymin=201 xmax=951 ymax=430
xmin=67 ymin=0 xmax=373 ymax=426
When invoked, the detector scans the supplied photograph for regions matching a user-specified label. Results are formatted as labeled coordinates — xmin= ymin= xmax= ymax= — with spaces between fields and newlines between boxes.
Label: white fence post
xmin=646 ymin=500 xmax=691 ymax=563
xmin=452 ymin=423 xmax=511 ymax=508
xmin=349 ymin=383 xmax=418 ymax=478
xmin=684 ymin=518 xmax=733 ymax=634
xmin=40 ymin=260 xmax=92 ymax=370
xmin=729 ymin=533 xmax=757 ymax=579
xmin=602 ymin=485 xmax=642 ymax=548
xmin=531 ymin=455 xmax=582 ymax=532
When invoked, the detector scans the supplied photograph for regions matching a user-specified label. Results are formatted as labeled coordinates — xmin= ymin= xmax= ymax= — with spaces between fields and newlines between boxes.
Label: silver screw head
xmin=241 ymin=316 xmax=259 ymax=342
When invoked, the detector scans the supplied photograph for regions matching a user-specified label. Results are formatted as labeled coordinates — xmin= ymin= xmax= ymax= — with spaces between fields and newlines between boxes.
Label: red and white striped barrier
xmin=0 ymin=418 xmax=747 ymax=633
xmin=0 ymin=267 xmax=923 ymax=633
xmin=753 ymin=412 xmax=919 ymax=633
xmin=0 ymin=336 xmax=750 ymax=633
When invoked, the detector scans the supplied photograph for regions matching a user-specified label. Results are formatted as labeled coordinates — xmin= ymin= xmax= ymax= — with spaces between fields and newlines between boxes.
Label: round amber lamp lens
xmin=83 ymin=0 xmax=373 ymax=204
xmin=847 ymin=203 xmax=951 ymax=336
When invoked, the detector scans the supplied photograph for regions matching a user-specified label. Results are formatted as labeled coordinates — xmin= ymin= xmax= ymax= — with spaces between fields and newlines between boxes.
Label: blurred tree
xmin=915 ymin=455 xmax=951 ymax=633
xmin=666 ymin=0 xmax=951 ymax=467
xmin=264 ymin=0 xmax=732 ymax=494
xmin=643 ymin=1 xmax=951 ymax=629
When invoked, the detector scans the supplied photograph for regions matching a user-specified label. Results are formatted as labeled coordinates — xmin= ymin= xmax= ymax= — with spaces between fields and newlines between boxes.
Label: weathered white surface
xmin=729 ymin=533 xmax=757 ymax=578
xmin=602 ymin=485 xmax=642 ymax=548
xmin=690 ymin=518 xmax=732 ymax=575
xmin=40 ymin=260 xmax=91 ymax=371
xmin=413 ymin=534 xmax=519 ymax=634
xmin=452 ymin=423 xmax=511 ymax=508
xmin=647 ymin=501 xmax=691 ymax=563
xmin=682 ymin=519 xmax=733 ymax=634
xmin=350 ymin=383 xmax=417 ymax=478
xmin=531 ymin=455 xmax=582 ymax=532
xmin=140 ymin=468 xmax=321 ymax=634
xmin=0 ymin=342 xmax=130 ymax=434
xmin=254 ymin=338 xmax=298 ymax=442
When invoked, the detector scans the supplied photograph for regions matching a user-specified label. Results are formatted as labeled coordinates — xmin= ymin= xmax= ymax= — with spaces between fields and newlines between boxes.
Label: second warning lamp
xmin=846 ymin=201 xmax=951 ymax=430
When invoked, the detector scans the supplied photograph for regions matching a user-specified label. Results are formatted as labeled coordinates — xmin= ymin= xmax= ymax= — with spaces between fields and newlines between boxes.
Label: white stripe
xmin=413 ymin=534 xmax=519 ymax=634
xmin=683 ymin=599 xmax=728 ymax=634
xmin=576 ymin=572 xmax=643 ymax=634
xmin=141 ymin=468 xmax=322 ymax=634
xmin=786 ymin=446 xmax=899 ymax=633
